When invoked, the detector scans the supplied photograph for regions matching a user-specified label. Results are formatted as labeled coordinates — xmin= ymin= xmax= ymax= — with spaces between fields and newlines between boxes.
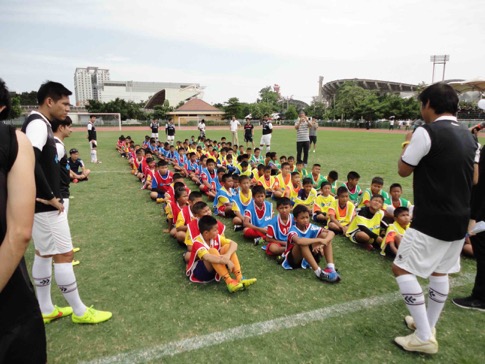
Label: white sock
xmin=90 ymin=149 xmax=97 ymax=163
xmin=266 ymin=146 xmax=270 ymax=152
xmin=314 ymin=267 xmax=322 ymax=277
xmin=396 ymin=274 xmax=432 ymax=341
xmin=427 ymin=275 xmax=449 ymax=330
xmin=32 ymin=255 xmax=54 ymax=314
xmin=54 ymin=263 xmax=87 ymax=316
xmin=327 ymin=263 xmax=335 ymax=270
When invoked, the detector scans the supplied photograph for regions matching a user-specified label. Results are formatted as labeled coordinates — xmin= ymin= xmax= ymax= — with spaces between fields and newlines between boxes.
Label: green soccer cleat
xmin=72 ymin=306 xmax=112 ymax=324
xmin=226 ymin=280 xmax=244 ymax=293
xmin=72 ymin=260 xmax=80 ymax=266
xmin=42 ymin=305 xmax=73 ymax=324
xmin=73 ymin=247 xmax=81 ymax=253
xmin=240 ymin=278 xmax=257 ymax=288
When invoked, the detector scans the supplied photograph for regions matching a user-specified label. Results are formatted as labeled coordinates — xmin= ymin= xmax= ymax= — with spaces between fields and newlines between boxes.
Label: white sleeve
xmin=55 ymin=142 xmax=65 ymax=160
xmin=401 ymin=127 xmax=431 ymax=167
xmin=87 ymin=123 xmax=93 ymax=131
xmin=475 ymin=144 xmax=482 ymax=164
xmin=25 ymin=119 xmax=48 ymax=151
xmin=268 ymin=123 xmax=273 ymax=129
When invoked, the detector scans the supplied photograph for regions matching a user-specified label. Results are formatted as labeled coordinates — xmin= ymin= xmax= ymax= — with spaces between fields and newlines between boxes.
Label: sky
xmin=1 ymin=0 xmax=484 ymax=105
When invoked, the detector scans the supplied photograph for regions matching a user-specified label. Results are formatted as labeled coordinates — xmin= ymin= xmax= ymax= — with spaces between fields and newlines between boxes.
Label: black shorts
xmin=0 ymin=312 xmax=46 ymax=363
xmin=193 ymin=261 xmax=216 ymax=282
xmin=244 ymin=135 xmax=253 ymax=142
xmin=286 ymin=248 xmax=321 ymax=269
xmin=309 ymin=135 xmax=317 ymax=144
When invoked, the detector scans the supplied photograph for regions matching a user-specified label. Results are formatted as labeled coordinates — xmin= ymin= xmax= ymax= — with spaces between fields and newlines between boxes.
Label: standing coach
xmin=392 ymin=83 xmax=477 ymax=354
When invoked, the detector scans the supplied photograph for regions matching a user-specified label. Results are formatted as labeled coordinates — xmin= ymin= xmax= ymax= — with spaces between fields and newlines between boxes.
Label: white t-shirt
xmin=25 ymin=111 xmax=49 ymax=151
xmin=230 ymin=119 xmax=240 ymax=132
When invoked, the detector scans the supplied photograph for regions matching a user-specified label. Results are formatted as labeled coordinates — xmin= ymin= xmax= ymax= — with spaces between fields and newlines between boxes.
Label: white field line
xmin=83 ymin=273 xmax=474 ymax=364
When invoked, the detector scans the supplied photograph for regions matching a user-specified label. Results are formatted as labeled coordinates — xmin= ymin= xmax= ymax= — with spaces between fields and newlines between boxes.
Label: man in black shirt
xmin=150 ymin=118 xmax=159 ymax=140
xmin=166 ymin=119 xmax=176 ymax=145
xmin=393 ymin=83 xmax=477 ymax=354
xmin=87 ymin=115 xmax=100 ymax=163
xmin=0 ymin=79 xmax=46 ymax=362
xmin=243 ymin=118 xmax=254 ymax=148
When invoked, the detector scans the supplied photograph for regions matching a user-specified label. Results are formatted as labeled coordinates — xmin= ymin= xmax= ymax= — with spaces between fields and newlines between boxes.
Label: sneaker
xmin=452 ymin=296 xmax=485 ymax=312
xmin=404 ymin=316 xmax=437 ymax=337
xmin=72 ymin=260 xmax=80 ymax=266
xmin=240 ymin=278 xmax=257 ymax=288
xmin=394 ymin=332 xmax=438 ymax=354
xmin=317 ymin=268 xmax=341 ymax=283
xmin=234 ymin=225 xmax=244 ymax=232
xmin=276 ymin=255 xmax=284 ymax=265
xmin=301 ymin=258 xmax=311 ymax=270
xmin=72 ymin=306 xmax=112 ymax=324
xmin=281 ymin=257 xmax=293 ymax=270
xmin=253 ymin=237 xmax=264 ymax=246
xmin=156 ymin=198 xmax=165 ymax=204
xmin=226 ymin=279 xmax=244 ymax=293
xmin=261 ymin=245 xmax=267 ymax=251
xmin=42 ymin=305 xmax=73 ymax=324
xmin=73 ymin=247 xmax=80 ymax=253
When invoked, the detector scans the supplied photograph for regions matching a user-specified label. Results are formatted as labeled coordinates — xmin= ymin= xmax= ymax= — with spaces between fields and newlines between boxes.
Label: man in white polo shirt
xmin=230 ymin=115 xmax=241 ymax=146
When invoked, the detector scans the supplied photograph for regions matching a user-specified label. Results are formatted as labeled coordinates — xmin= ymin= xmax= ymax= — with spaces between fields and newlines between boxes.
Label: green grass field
xmin=30 ymin=127 xmax=485 ymax=363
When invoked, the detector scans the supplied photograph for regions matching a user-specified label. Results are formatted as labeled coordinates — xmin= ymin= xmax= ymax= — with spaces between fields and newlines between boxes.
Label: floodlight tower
xmin=430 ymin=55 xmax=450 ymax=83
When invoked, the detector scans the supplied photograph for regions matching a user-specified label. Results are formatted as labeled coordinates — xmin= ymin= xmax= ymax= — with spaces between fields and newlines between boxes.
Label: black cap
xmin=69 ymin=148 xmax=79 ymax=154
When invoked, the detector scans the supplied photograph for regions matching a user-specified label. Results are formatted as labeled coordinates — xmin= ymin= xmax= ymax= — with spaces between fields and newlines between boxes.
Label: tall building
xmin=74 ymin=67 xmax=110 ymax=106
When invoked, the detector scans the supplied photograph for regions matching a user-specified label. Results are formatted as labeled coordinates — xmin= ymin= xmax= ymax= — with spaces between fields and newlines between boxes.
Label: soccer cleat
xmin=234 ymin=225 xmax=244 ymax=232
xmin=253 ymin=237 xmax=264 ymax=246
xmin=72 ymin=260 xmax=80 ymax=266
xmin=261 ymin=245 xmax=267 ymax=251
xmin=301 ymin=258 xmax=311 ymax=270
xmin=276 ymin=255 xmax=284 ymax=265
xmin=317 ymin=268 xmax=341 ymax=283
xmin=226 ymin=280 xmax=244 ymax=293
xmin=452 ymin=296 xmax=485 ymax=312
xmin=42 ymin=305 xmax=73 ymax=324
xmin=240 ymin=278 xmax=257 ymax=288
xmin=72 ymin=306 xmax=112 ymax=324
xmin=394 ymin=332 xmax=438 ymax=354
xmin=156 ymin=198 xmax=165 ymax=204
xmin=281 ymin=257 xmax=293 ymax=270
xmin=404 ymin=316 xmax=436 ymax=337
xmin=73 ymin=247 xmax=80 ymax=253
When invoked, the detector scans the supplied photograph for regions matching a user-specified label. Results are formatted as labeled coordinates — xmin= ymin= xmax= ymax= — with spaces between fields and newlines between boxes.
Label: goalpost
xmin=72 ymin=112 xmax=122 ymax=131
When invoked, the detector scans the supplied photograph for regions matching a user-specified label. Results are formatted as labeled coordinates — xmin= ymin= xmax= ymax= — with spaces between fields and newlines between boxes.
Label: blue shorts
xmin=193 ymin=261 xmax=216 ymax=282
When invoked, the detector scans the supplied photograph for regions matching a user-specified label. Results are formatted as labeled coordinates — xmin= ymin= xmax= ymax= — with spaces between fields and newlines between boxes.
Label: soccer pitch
xmin=31 ymin=127 xmax=485 ymax=363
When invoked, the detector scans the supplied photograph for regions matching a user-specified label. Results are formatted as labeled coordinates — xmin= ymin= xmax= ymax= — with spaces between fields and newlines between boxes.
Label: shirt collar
xmin=30 ymin=110 xmax=51 ymax=126
xmin=434 ymin=115 xmax=457 ymax=122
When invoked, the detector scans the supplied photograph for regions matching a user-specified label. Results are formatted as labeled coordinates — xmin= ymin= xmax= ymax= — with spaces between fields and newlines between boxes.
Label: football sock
xmin=327 ymin=263 xmax=335 ymax=270
xmin=230 ymin=254 xmax=242 ymax=281
xmin=208 ymin=248 xmax=231 ymax=283
xmin=314 ymin=267 xmax=322 ymax=277
xmin=32 ymin=255 xmax=54 ymax=314
xmin=54 ymin=263 xmax=87 ymax=316
xmin=396 ymin=274 xmax=432 ymax=341
xmin=427 ymin=275 xmax=449 ymax=330
xmin=90 ymin=149 xmax=97 ymax=163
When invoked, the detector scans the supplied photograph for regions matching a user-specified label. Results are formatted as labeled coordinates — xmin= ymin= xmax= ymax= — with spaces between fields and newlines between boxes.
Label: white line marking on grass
xmin=83 ymin=274 xmax=474 ymax=364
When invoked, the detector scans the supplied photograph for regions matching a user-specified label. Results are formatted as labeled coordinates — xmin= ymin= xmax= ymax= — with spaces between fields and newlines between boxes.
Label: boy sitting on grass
xmin=243 ymin=185 xmax=273 ymax=245
xmin=165 ymin=186 xmax=189 ymax=236
xmin=327 ymin=186 xmax=355 ymax=235
xmin=313 ymin=182 xmax=335 ymax=224
xmin=346 ymin=195 xmax=388 ymax=251
xmin=150 ymin=160 xmax=174 ymax=203
xmin=213 ymin=173 xmax=235 ymax=217
xmin=232 ymin=175 xmax=252 ymax=231
xmin=292 ymin=177 xmax=317 ymax=209
xmin=258 ymin=165 xmax=279 ymax=197
xmin=341 ymin=171 xmax=362 ymax=206
xmin=307 ymin=163 xmax=327 ymax=190
xmin=174 ymin=191 xmax=204 ymax=244
xmin=385 ymin=183 xmax=414 ymax=219
xmin=326 ymin=170 xmax=339 ymax=196
xmin=380 ymin=207 xmax=410 ymax=257
xmin=281 ymin=205 xmax=340 ymax=283
xmin=358 ymin=176 xmax=391 ymax=209
xmin=273 ymin=162 xmax=292 ymax=199
xmin=199 ymin=158 xmax=217 ymax=200
xmin=264 ymin=197 xmax=294 ymax=259
xmin=186 ymin=216 xmax=257 ymax=293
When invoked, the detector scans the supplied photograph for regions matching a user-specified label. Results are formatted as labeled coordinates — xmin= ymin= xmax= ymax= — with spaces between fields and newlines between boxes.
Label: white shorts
xmin=151 ymin=133 xmax=159 ymax=139
xmin=32 ymin=210 xmax=73 ymax=256
xmin=64 ymin=198 xmax=70 ymax=216
xmin=167 ymin=135 xmax=175 ymax=143
xmin=89 ymin=140 xmax=97 ymax=149
xmin=260 ymin=134 xmax=272 ymax=146
xmin=393 ymin=227 xmax=463 ymax=278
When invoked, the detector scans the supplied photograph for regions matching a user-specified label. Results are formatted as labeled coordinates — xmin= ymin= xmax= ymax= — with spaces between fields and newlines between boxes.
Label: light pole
xmin=430 ymin=55 xmax=450 ymax=83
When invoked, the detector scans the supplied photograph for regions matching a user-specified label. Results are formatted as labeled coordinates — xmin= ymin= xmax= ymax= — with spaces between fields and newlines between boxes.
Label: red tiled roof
xmin=175 ymin=98 xmax=222 ymax=112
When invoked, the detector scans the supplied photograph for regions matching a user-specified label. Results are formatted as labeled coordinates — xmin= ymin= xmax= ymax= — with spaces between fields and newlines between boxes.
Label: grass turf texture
xmin=27 ymin=128 xmax=485 ymax=363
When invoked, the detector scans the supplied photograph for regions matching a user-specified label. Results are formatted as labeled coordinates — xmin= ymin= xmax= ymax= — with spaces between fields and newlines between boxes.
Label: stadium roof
xmin=168 ymin=99 xmax=224 ymax=115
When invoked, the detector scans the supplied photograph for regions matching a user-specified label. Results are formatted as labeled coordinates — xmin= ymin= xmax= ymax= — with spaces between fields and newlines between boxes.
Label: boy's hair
xmin=347 ymin=171 xmax=360 ymax=180
xmin=293 ymin=204 xmax=310 ymax=218
xmin=394 ymin=206 xmax=409 ymax=218
xmin=188 ymin=191 xmax=202 ymax=201
xmin=198 ymin=215 xmax=218 ymax=234
xmin=0 ymin=78 xmax=11 ymax=121
xmin=418 ymin=82 xmax=458 ymax=115
xmin=320 ymin=181 xmax=331 ymax=189
xmin=174 ymin=186 xmax=187 ymax=200
xmin=206 ymin=158 xmax=216 ymax=166
xmin=217 ymin=167 xmax=227 ymax=174
xmin=221 ymin=173 xmax=232 ymax=183
xmin=172 ymin=173 xmax=183 ymax=181
xmin=287 ymin=156 xmax=295 ymax=161
xmin=328 ymin=170 xmax=338 ymax=180
xmin=296 ymin=160 xmax=304 ymax=165
xmin=265 ymin=152 xmax=271 ymax=157
xmin=371 ymin=176 xmax=384 ymax=186
xmin=145 ymin=157 xmax=154 ymax=164
xmin=238 ymin=175 xmax=250 ymax=183
xmin=257 ymin=164 xmax=265 ymax=171
xmin=158 ymin=160 xmax=168 ymax=167
xmin=252 ymin=185 xmax=266 ymax=196
xmin=240 ymin=161 xmax=249 ymax=168
xmin=51 ymin=116 xmax=73 ymax=132
xmin=276 ymin=197 xmax=292 ymax=208
xmin=370 ymin=194 xmax=384 ymax=203
xmin=173 ymin=181 xmax=185 ymax=190
xmin=192 ymin=201 xmax=208 ymax=215
xmin=390 ymin=183 xmax=402 ymax=191
xmin=312 ymin=163 xmax=321 ymax=168
xmin=281 ymin=162 xmax=290 ymax=169
xmin=337 ymin=186 xmax=349 ymax=196
xmin=236 ymin=155 xmax=244 ymax=162
xmin=270 ymin=152 xmax=277 ymax=158
xmin=37 ymin=81 xmax=72 ymax=104
xmin=280 ymin=155 xmax=286 ymax=160
xmin=263 ymin=165 xmax=272 ymax=172
xmin=254 ymin=147 xmax=260 ymax=152
xmin=226 ymin=154 xmax=233 ymax=160
xmin=89 ymin=115 xmax=96 ymax=119
xmin=136 ymin=149 xmax=144 ymax=155
xmin=291 ymin=171 xmax=300 ymax=177
xmin=302 ymin=177 xmax=313 ymax=186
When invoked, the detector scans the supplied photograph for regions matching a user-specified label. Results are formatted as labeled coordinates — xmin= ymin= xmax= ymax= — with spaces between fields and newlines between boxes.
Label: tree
xmin=304 ymin=101 xmax=326 ymax=119
xmin=152 ymin=100 xmax=173 ymax=120
xmin=223 ymin=97 xmax=242 ymax=119
xmin=9 ymin=96 xmax=22 ymax=119
xmin=285 ymin=105 xmax=298 ymax=120
xmin=258 ymin=86 xmax=280 ymax=106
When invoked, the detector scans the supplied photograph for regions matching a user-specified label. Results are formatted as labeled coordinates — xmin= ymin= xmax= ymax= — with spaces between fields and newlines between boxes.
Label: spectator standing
xmin=309 ymin=118 xmax=318 ymax=153
xmin=87 ymin=115 xmax=100 ymax=163
xmin=150 ymin=118 xmax=159 ymax=140
xmin=230 ymin=115 xmax=241 ymax=146
xmin=198 ymin=119 xmax=206 ymax=139
xmin=259 ymin=114 xmax=273 ymax=153
xmin=295 ymin=111 xmax=311 ymax=166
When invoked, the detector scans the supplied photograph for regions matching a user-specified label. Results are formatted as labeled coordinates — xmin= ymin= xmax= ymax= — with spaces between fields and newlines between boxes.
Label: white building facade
xmin=74 ymin=67 xmax=110 ymax=106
